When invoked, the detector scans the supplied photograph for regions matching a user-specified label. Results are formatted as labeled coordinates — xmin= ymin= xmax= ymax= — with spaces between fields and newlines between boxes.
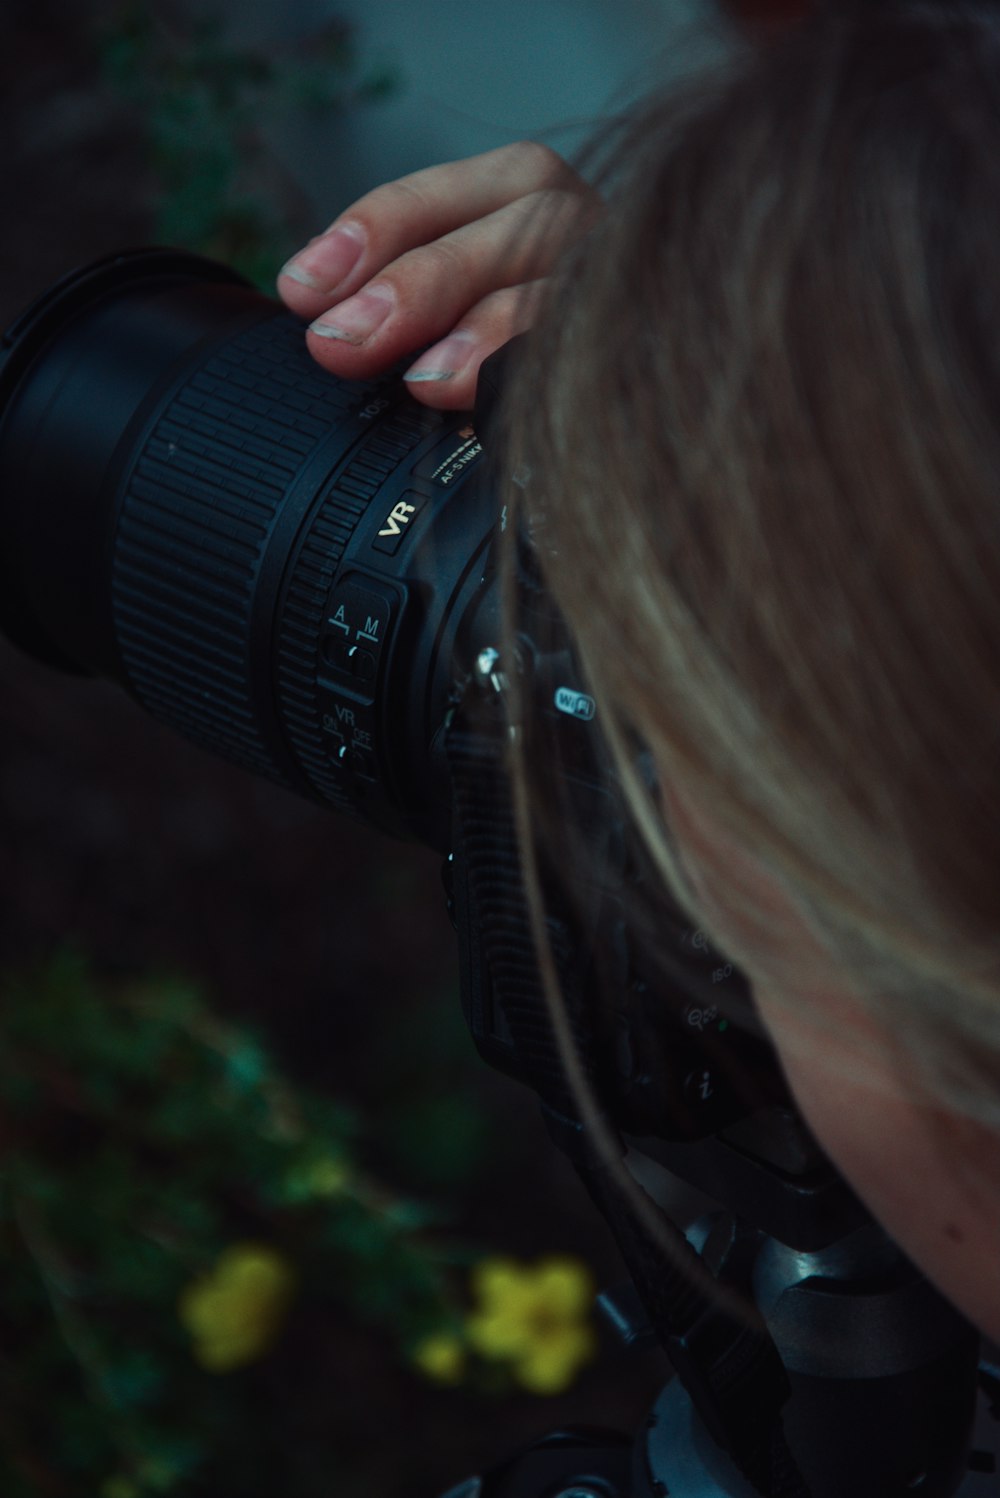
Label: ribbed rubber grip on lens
xmin=112 ymin=313 xmax=370 ymax=788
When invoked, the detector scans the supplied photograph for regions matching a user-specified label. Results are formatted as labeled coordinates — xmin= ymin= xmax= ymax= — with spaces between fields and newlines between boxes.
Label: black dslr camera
xmin=1 ymin=249 xmax=997 ymax=1498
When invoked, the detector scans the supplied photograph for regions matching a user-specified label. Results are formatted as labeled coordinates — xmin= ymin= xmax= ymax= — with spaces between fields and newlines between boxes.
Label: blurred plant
xmin=177 ymin=1243 xmax=296 ymax=1372
xmin=0 ymin=949 xmax=600 ymax=1497
xmin=414 ymin=1254 xmax=599 ymax=1397
xmin=463 ymin=1255 xmax=599 ymax=1395
xmin=95 ymin=0 xmax=402 ymax=289
xmin=373 ymin=986 xmax=495 ymax=1194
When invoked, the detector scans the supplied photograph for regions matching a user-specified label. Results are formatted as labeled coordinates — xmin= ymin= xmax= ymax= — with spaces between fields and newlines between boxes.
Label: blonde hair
xmin=495 ymin=0 xmax=1000 ymax=1288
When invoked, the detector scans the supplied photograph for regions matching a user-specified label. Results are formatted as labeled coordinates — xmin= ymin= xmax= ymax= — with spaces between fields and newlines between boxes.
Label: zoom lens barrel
xmin=0 ymin=249 xmax=499 ymax=848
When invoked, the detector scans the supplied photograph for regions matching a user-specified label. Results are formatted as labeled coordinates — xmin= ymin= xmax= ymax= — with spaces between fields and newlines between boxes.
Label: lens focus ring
xmin=112 ymin=312 xmax=380 ymax=789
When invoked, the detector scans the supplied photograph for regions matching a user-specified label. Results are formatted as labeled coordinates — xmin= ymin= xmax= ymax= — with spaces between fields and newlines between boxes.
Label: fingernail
xmin=403 ymin=330 xmax=478 ymax=382
xmin=309 ymin=283 xmax=396 ymax=344
xmin=280 ymin=220 xmax=366 ymax=294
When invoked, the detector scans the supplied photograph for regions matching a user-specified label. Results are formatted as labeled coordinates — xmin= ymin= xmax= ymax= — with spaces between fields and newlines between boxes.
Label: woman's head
xmin=498 ymin=0 xmax=1000 ymax=1331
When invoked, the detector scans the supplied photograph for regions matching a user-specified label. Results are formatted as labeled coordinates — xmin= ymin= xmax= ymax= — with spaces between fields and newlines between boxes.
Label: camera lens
xmin=0 ymin=249 xmax=499 ymax=848
xmin=0 ymin=248 xmax=792 ymax=1137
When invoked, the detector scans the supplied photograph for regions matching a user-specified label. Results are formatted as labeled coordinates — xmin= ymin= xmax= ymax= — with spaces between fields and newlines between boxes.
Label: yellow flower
xmin=465 ymin=1255 xmax=598 ymax=1395
xmin=411 ymin=1331 xmax=467 ymax=1385
xmin=178 ymin=1243 xmax=296 ymax=1372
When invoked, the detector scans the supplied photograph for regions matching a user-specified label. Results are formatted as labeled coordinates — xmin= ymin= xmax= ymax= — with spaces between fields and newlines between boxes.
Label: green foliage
xmin=95 ymin=1 xmax=402 ymax=289
xmin=375 ymin=995 xmax=495 ymax=1190
xmin=0 ymin=948 xmax=476 ymax=1497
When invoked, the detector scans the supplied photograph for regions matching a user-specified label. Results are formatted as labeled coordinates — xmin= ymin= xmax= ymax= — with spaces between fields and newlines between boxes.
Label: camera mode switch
xmin=322 ymin=577 xmax=394 ymax=696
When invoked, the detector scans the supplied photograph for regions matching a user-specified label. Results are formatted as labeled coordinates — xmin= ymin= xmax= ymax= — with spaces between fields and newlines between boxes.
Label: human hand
xmin=276 ymin=141 xmax=602 ymax=410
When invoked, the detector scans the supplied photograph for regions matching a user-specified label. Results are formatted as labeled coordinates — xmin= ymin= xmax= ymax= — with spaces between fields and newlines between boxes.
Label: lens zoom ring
xmin=112 ymin=313 xmax=376 ymax=784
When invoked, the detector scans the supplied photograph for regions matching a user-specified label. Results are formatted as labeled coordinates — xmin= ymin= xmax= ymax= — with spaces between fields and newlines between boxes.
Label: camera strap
xmin=445 ymin=718 xmax=811 ymax=1498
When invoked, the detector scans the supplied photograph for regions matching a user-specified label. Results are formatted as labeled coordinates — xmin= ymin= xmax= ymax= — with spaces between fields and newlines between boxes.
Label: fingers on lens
xmin=277 ymin=140 xmax=596 ymax=319
xmin=282 ymin=140 xmax=584 ymax=293
xmin=299 ymin=192 xmax=579 ymax=381
xmin=399 ymin=282 xmax=546 ymax=411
